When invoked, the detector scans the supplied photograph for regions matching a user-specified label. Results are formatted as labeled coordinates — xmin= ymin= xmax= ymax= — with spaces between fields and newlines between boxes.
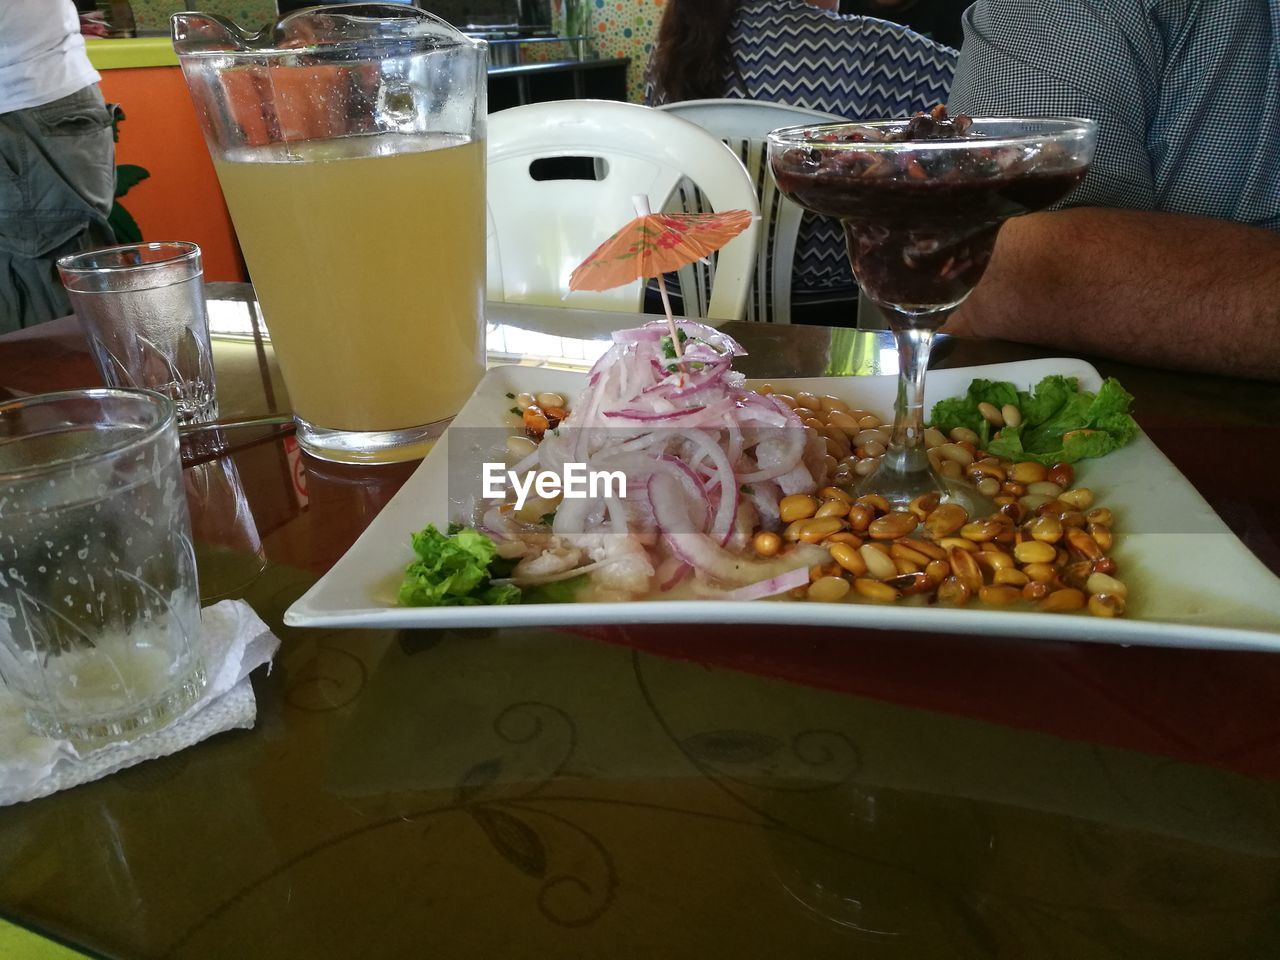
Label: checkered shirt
xmin=947 ymin=0 xmax=1280 ymax=229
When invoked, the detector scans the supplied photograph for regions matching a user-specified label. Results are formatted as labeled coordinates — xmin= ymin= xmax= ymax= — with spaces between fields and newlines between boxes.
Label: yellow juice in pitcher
xmin=213 ymin=134 xmax=485 ymax=456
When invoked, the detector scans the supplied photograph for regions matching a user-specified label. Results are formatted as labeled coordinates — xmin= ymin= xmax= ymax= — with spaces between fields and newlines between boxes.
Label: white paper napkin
xmin=0 ymin=599 xmax=279 ymax=807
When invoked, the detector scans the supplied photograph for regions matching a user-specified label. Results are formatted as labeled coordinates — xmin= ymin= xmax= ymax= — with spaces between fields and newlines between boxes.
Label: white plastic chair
xmin=656 ymin=99 xmax=847 ymax=324
xmin=486 ymin=100 xmax=761 ymax=325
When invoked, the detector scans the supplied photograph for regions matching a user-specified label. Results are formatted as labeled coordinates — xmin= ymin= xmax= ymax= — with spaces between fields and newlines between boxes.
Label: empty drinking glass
xmin=57 ymin=241 xmax=219 ymax=425
xmin=0 ymin=389 xmax=206 ymax=745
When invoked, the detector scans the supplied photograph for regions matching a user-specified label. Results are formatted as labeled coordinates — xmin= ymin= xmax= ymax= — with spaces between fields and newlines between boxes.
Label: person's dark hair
xmin=649 ymin=0 xmax=739 ymax=102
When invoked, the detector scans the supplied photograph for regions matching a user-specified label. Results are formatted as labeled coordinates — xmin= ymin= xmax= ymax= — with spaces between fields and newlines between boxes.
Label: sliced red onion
xmin=722 ymin=565 xmax=811 ymax=601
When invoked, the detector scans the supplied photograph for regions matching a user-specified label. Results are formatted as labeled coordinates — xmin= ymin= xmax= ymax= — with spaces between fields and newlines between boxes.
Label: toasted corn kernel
xmin=820 ymin=486 xmax=853 ymax=504
xmin=1003 ymin=481 xmax=1029 ymax=498
xmin=1061 ymin=560 xmax=1092 ymax=589
xmin=884 ymin=572 xmax=933 ymax=595
xmin=949 ymin=548 xmax=984 ymax=592
xmin=1089 ymin=523 xmax=1114 ymax=552
xmin=994 ymin=568 xmax=1030 ymax=587
xmin=823 ymin=437 xmax=846 ymax=460
xmin=997 ymin=502 xmax=1026 ymax=525
xmin=808 ymin=576 xmax=851 ymax=603
xmin=948 ymin=426 xmax=981 ymax=446
xmin=1026 ymin=481 xmax=1065 ymax=498
xmin=979 ymin=585 xmax=1023 ymax=606
xmin=894 ymin=557 xmax=921 ymax=575
xmin=857 ymin=414 xmax=883 ymax=430
xmin=1060 ymin=509 xmax=1087 ymax=529
xmin=779 ymin=494 xmax=819 ymax=523
xmin=869 ymin=511 xmax=919 ymax=540
xmin=1086 ymin=507 xmax=1114 ymax=527
xmin=1065 ymin=528 xmax=1103 ymax=561
xmin=939 ymin=460 xmax=964 ymax=480
xmin=890 ymin=541 xmax=932 ymax=566
xmin=1040 ymin=588 xmax=1086 ymax=612
xmin=825 ymin=410 xmax=861 ymax=436
xmin=975 ymin=549 xmax=1014 ymax=572
xmin=535 ymin=391 xmax=566 ymax=410
xmin=1047 ymin=462 xmax=1075 ymax=488
xmin=854 ymin=578 xmax=899 ymax=602
xmin=923 ymin=503 xmax=969 ymax=540
xmin=978 ymin=401 xmax=1005 ymax=427
xmin=938 ymin=537 xmax=979 ymax=553
xmin=859 ymin=543 xmax=898 ymax=580
xmin=1014 ymin=540 xmax=1058 ymax=565
xmin=906 ymin=538 xmax=947 ymax=561
xmin=1091 ymin=556 xmax=1119 ymax=576
xmin=976 ymin=477 xmax=1001 ymax=497
xmin=854 ymin=493 xmax=891 ymax=515
xmin=757 ymin=383 xmax=776 ymax=395
xmin=826 ymin=531 xmax=864 ymax=549
xmin=1059 ymin=487 xmax=1094 ymax=510
xmin=936 ymin=576 xmax=971 ymax=606
xmin=828 ymin=542 xmax=868 ymax=577
xmin=1088 ymin=593 xmax=1126 ymax=618
xmin=1009 ymin=461 xmax=1047 ymax=485
xmin=846 ymin=505 xmax=875 ymax=532
xmin=853 ymin=458 xmax=881 ymax=477
xmin=783 ymin=518 xmax=807 ymax=542
xmin=798 ymin=517 xmax=845 ymax=543
xmin=1026 ymin=515 xmax=1064 ymax=543
xmin=1085 ymin=572 xmax=1127 ymax=598
xmin=819 ymin=395 xmax=849 ymax=414
xmin=961 ymin=519 xmax=1006 ymax=542
xmin=908 ymin=492 xmax=941 ymax=521
xmin=936 ymin=442 xmax=976 ymax=466
xmin=773 ymin=393 xmax=797 ymax=408
xmin=1022 ymin=562 xmax=1058 ymax=584
xmin=796 ymin=392 xmax=821 ymax=410
xmin=925 ymin=559 xmax=950 ymax=582
xmin=815 ymin=499 xmax=850 ymax=520
xmin=1022 ymin=581 xmax=1051 ymax=601
xmin=1001 ymin=404 xmax=1023 ymax=428
xmin=923 ymin=426 xmax=948 ymax=449
xmin=753 ymin=532 xmax=781 ymax=557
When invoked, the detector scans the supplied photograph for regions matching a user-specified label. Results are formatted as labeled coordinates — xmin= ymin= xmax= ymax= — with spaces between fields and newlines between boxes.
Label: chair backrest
xmin=486 ymin=100 xmax=761 ymax=324
xmin=655 ymin=99 xmax=846 ymax=324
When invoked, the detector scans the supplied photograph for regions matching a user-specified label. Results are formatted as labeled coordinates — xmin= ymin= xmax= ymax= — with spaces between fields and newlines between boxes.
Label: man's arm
xmin=944 ymin=207 xmax=1280 ymax=380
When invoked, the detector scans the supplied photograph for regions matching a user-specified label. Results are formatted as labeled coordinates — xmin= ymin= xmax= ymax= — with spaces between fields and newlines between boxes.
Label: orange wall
xmin=98 ymin=67 xmax=247 ymax=282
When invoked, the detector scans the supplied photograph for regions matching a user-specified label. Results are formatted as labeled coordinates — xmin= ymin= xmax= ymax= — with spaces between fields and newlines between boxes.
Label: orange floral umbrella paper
xmin=569 ymin=196 xmax=754 ymax=357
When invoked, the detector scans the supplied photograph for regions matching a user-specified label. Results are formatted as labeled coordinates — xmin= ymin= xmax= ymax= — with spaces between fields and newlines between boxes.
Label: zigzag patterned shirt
xmin=948 ymin=0 xmax=1279 ymax=230
xmin=648 ymin=0 xmax=957 ymax=295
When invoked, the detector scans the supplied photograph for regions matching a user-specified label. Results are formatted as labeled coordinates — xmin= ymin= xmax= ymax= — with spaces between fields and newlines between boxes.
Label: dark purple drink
xmin=769 ymin=109 xmax=1091 ymax=315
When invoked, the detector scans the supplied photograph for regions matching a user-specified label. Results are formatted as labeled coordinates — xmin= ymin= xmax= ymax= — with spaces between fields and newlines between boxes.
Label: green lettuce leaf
xmin=399 ymin=524 xmax=522 ymax=607
xmin=933 ymin=375 xmax=1138 ymax=465
xmin=927 ymin=378 xmax=1022 ymax=445
xmin=522 ymin=574 xmax=588 ymax=604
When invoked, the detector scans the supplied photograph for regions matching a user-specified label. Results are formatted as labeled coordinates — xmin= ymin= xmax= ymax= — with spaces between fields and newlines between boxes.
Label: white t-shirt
xmin=0 ymin=0 xmax=101 ymax=115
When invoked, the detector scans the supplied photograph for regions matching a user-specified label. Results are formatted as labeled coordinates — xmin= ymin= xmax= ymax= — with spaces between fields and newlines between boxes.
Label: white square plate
xmin=284 ymin=358 xmax=1280 ymax=651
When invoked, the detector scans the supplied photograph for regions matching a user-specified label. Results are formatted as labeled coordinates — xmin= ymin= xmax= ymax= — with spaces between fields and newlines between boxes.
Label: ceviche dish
xmin=400 ymin=321 xmax=1138 ymax=617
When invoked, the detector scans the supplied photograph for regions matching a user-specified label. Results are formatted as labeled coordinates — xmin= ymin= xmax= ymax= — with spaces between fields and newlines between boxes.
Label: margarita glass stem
xmin=888 ymin=319 xmax=938 ymax=458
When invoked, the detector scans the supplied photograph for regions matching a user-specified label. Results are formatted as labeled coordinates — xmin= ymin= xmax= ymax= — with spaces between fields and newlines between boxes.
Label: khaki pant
xmin=0 ymin=85 xmax=116 ymax=333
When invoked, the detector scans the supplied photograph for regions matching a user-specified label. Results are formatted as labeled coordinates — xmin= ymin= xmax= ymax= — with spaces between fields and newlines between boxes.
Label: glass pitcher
xmin=173 ymin=4 xmax=487 ymax=463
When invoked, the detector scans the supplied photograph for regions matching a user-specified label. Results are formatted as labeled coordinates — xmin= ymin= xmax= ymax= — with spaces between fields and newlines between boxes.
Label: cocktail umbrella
xmin=569 ymin=195 xmax=753 ymax=358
